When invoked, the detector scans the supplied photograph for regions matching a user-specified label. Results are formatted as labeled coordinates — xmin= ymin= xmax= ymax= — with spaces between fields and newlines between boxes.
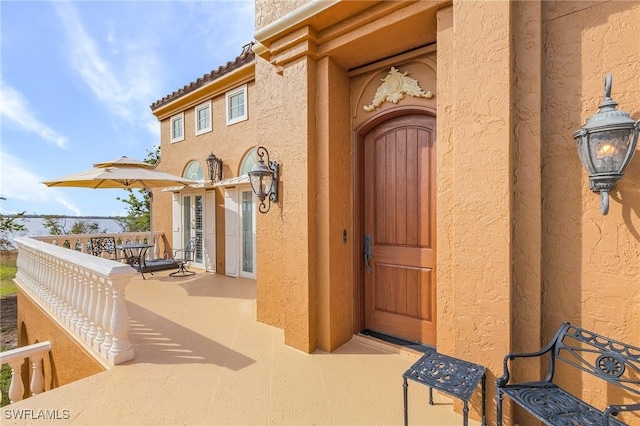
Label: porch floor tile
xmin=5 ymin=271 xmax=480 ymax=425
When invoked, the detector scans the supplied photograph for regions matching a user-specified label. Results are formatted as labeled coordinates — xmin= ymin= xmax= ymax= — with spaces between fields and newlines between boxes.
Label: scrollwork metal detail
xmin=596 ymin=353 xmax=625 ymax=378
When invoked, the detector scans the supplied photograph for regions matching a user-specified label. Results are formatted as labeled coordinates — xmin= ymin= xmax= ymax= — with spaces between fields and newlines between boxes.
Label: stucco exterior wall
xmin=251 ymin=52 xmax=318 ymax=351
xmin=315 ymin=56 xmax=353 ymax=351
xmin=541 ymin=0 xmax=640 ymax=416
xmin=157 ymin=0 xmax=640 ymax=419
xmin=152 ymin=78 xmax=259 ymax=264
xmin=435 ymin=2 xmax=514 ymax=421
xmin=255 ymin=0 xmax=308 ymax=29
xmin=17 ymin=288 xmax=106 ymax=397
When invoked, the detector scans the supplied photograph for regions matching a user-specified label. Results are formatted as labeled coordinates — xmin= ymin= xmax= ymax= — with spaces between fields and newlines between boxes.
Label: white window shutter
xmin=224 ymin=189 xmax=238 ymax=277
xmin=204 ymin=190 xmax=216 ymax=272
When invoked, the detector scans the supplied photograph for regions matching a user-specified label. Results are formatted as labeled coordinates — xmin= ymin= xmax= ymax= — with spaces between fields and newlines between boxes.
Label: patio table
xmin=116 ymin=243 xmax=153 ymax=279
xmin=403 ymin=351 xmax=486 ymax=426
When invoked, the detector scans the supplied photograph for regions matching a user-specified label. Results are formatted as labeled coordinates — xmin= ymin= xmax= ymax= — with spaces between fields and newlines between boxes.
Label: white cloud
xmin=0 ymin=80 xmax=68 ymax=149
xmin=0 ymin=150 xmax=80 ymax=215
xmin=198 ymin=1 xmax=255 ymax=55
xmin=53 ymin=2 xmax=162 ymax=136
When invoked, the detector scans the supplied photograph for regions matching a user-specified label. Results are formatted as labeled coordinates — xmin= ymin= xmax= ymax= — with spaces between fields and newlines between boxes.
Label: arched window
xmin=183 ymin=161 xmax=204 ymax=181
xmin=239 ymin=148 xmax=258 ymax=176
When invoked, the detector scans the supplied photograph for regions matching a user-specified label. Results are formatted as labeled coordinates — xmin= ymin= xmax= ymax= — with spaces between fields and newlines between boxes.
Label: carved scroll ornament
xmin=364 ymin=67 xmax=433 ymax=112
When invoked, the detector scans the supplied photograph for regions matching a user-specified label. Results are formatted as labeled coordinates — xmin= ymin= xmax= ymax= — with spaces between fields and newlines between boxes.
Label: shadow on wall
xmin=541 ymin=2 xmax=639 ymax=423
xmin=613 ymin=147 xmax=640 ymax=240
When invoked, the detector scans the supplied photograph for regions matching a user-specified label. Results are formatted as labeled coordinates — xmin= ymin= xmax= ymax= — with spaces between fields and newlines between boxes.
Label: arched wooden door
xmin=363 ymin=113 xmax=436 ymax=345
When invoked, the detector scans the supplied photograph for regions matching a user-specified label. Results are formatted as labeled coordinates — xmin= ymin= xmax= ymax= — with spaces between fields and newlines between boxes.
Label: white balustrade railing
xmin=32 ymin=231 xmax=166 ymax=260
xmin=0 ymin=341 xmax=51 ymax=403
xmin=13 ymin=237 xmax=136 ymax=365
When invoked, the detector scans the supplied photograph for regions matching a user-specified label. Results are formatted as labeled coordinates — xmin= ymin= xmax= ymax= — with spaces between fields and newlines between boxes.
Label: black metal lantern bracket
xmin=206 ymin=152 xmax=223 ymax=183
xmin=248 ymin=146 xmax=279 ymax=213
xmin=573 ymin=74 xmax=639 ymax=215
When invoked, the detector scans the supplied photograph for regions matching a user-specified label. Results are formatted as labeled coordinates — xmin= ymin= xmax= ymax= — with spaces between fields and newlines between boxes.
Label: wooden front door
xmin=363 ymin=114 xmax=436 ymax=345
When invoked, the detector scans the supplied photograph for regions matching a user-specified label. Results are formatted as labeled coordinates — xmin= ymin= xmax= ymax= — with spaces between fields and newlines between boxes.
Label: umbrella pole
xmin=149 ymin=190 xmax=155 ymax=258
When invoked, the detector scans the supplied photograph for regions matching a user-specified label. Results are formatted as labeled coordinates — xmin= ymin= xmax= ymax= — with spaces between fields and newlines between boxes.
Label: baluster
xmin=73 ymin=267 xmax=85 ymax=333
xmin=67 ymin=265 xmax=79 ymax=327
xmin=48 ymin=258 xmax=60 ymax=313
xmin=7 ymin=359 xmax=25 ymax=403
xmin=86 ymin=274 xmax=98 ymax=345
xmin=54 ymin=258 xmax=65 ymax=316
xmin=58 ymin=262 xmax=71 ymax=322
xmin=92 ymin=278 xmax=106 ymax=351
xmin=108 ymin=277 xmax=134 ymax=364
xmin=100 ymin=283 xmax=113 ymax=357
xmin=80 ymin=271 xmax=92 ymax=339
xmin=45 ymin=254 xmax=56 ymax=306
xmin=30 ymin=354 xmax=45 ymax=395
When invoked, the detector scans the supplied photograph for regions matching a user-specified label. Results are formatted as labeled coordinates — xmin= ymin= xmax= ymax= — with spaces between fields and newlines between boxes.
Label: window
xmin=170 ymin=113 xmax=184 ymax=143
xmin=226 ymin=84 xmax=247 ymax=125
xmin=183 ymin=161 xmax=204 ymax=181
xmin=195 ymin=101 xmax=211 ymax=135
xmin=239 ymin=148 xmax=258 ymax=175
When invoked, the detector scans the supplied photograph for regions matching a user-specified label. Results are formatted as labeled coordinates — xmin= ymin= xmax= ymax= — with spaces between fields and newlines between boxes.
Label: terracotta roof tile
xmin=150 ymin=42 xmax=255 ymax=111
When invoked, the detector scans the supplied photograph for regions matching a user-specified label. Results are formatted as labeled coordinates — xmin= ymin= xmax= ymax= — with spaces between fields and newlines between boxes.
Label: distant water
xmin=6 ymin=217 xmax=123 ymax=246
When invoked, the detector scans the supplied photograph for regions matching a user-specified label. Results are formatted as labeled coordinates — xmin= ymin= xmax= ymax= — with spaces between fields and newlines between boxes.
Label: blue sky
xmin=0 ymin=0 xmax=254 ymax=217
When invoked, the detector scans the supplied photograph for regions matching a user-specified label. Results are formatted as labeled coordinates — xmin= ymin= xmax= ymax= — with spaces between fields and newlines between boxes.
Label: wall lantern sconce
xmin=206 ymin=152 xmax=223 ymax=183
xmin=573 ymin=74 xmax=639 ymax=215
xmin=248 ymin=146 xmax=279 ymax=213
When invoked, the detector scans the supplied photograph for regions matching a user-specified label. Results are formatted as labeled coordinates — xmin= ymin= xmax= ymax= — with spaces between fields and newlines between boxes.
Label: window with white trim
xmin=170 ymin=113 xmax=184 ymax=143
xmin=239 ymin=147 xmax=258 ymax=175
xmin=183 ymin=161 xmax=205 ymax=182
xmin=226 ymin=84 xmax=248 ymax=125
xmin=195 ymin=101 xmax=212 ymax=135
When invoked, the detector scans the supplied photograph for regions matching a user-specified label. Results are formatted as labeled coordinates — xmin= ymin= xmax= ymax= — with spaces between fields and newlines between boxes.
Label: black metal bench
xmin=496 ymin=322 xmax=640 ymax=426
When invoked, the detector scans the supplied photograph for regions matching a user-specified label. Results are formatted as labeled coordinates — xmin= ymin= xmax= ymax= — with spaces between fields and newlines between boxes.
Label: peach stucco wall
xmin=17 ymin=288 xmax=106 ymax=398
xmin=541 ymin=1 xmax=640 ymax=420
xmin=435 ymin=2 xmax=514 ymax=420
xmin=252 ymin=53 xmax=318 ymax=351
xmin=253 ymin=0 xmax=442 ymax=353
xmin=254 ymin=0 xmax=639 ymax=424
xmin=437 ymin=1 xmax=639 ymax=423
xmin=152 ymin=77 xmax=259 ymax=269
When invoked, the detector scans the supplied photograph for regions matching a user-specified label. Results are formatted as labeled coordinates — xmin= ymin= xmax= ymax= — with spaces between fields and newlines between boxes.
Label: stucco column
xmin=315 ymin=56 xmax=353 ymax=352
xmin=437 ymin=1 xmax=514 ymax=423
xmin=254 ymin=28 xmax=319 ymax=353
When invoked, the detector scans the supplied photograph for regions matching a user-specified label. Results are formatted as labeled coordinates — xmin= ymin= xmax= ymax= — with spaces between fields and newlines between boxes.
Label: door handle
xmin=364 ymin=233 xmax=372 ymax=273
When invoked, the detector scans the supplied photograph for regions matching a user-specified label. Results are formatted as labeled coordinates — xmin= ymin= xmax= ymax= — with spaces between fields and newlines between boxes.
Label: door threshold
xmin=360 ymin=329 xmax=433 ymax=354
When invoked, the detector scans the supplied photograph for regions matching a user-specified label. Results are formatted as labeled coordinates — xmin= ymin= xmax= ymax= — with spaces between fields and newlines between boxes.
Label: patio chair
xmin=90 ymin=237 xmax=126 ymax=262
xmin=169 ymin=237 xmax=198 ymax=277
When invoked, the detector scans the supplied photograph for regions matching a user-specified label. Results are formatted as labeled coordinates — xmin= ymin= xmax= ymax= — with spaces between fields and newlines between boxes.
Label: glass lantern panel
xmin=588 ymin=129 xmax=632 ymax=173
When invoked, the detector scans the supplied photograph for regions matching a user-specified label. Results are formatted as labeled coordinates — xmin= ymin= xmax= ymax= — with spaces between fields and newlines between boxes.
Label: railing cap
xmin=0 ymin=341 xmax=52 ymax=364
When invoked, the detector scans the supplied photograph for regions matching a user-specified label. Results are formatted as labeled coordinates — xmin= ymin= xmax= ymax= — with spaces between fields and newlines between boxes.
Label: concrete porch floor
xmin=5 ymin=271 xmax=481 ymax=425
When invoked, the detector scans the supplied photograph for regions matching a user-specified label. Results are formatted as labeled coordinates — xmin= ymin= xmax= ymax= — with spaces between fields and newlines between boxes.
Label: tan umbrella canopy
xmin=43 ymin=156 xmax=193 ymax=189
xmin=42 ymin=156 xmax=195 ymax=249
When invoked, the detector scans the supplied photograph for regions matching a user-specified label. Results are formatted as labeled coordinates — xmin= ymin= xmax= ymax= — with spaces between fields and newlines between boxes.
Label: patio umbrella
xmin=42 ymin=156 xmax=195 ymax=251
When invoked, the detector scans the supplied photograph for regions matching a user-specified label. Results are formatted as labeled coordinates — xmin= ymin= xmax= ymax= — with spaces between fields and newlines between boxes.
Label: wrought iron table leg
xmin=496 ymin=388 xmax=503 ymax=426
xmin=463 ymin=401 xmax=469 ymax=426
xmin=403 ymin=377 xmax=408 ymax=426
xmin=481 ymin=374 xmax=486 ymax=426
xmin=429 ymin=387 xmax=433 ymax=405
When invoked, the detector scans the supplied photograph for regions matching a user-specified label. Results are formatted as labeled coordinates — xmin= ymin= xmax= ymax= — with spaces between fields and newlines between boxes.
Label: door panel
xmin=181 ymin=194 xmax=205 ymax=269
xmin=364 ymin=114 xmax=436 ymax=345
xmin=194 ymin=195 xmax=204 ymax=266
